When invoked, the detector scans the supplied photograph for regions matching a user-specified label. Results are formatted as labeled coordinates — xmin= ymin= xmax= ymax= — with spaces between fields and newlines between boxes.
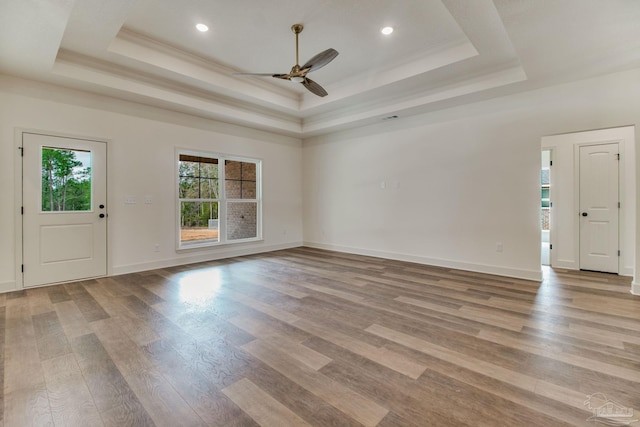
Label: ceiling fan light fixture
xmin=196 ymin=23 xmax=209 ymax=32
xmin=290 ymin=76 xmax=304 ymax=83
xmin=381 ymin=26 xmax=394 ymax=35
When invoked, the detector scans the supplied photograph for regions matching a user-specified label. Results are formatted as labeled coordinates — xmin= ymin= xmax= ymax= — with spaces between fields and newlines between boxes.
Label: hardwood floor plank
xmin=228 ymin=318 xmax=332 ymax=370
xmin=293 ymin=318 xmax=426 ymax=379
xmin=396 ymin=296 xmax=524 ymax=332
xmin=321 ymin=354 xmax=574 ymax=427
xmin=89 ymin=318 xmax=206 ymax=427
xmin=478 ymin=328 xmax=640 ymax=383
xmin=223 ymin=289 xmax=301 ymax=323
xmin=47 ymin=286 xmax=72 ymax=304
xmin=221 ymin=267 xmax=310 ymax=299
xmin=32 ymin=311 xmax=73 ymax=361
xmin=365 ymin=323 xmax=594 ymax=415
xmin=242 ymin=338 xmax=389 ymax=426
xmin=41 ymin=353 xmax=103 ymax=426
xmin=84 ymin=284 xmax=161 ymax=346
xmin=2 ymin=248 xmax=638 ymax=426
xmin=222 ymin=378 xmax=312 ymax=427
xmin=111 ymin=275 xmax=166 ymax=306
xmin=4 ymin=295 xmax=54 ymax=425
xmin=27 ymin=287 xmax=55 ymax=316
xmin=71 ymin=334 xmax=156 ymax=426
xmin=244 ymin=359 xmax=364 ymax=427
xmin=54 ymin=300 xmax=93 ymax=340
xmin=382 ymin=340 xmax=592 ymax=426
xmin=228 ymin=314 xmax=307 ymax=343
xmin=65 ymin=282 xmax=110 ymax=322
xmin=287 ymin=279 xmax=364 ymax=303
xmin=4 ymin=297 xmax=48 ymax=392
xmin=141 ymin=339 xmax=259 ymax=427
xmin=3 ymin=387 xmax=54 ymax=427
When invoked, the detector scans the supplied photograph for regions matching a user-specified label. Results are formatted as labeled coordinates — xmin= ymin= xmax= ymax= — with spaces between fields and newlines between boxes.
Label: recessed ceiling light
xmin=196 ymin=23 xmax=209 ymax=32
xmin=381 ymin=26 xmax=394 ymax=35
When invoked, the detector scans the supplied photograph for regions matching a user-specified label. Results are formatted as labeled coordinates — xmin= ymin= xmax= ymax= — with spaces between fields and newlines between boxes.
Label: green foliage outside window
xmin=41 ymin=148 xmax=91 ymax=211
xmin=178 ymin=158 xmax=219 ymax=228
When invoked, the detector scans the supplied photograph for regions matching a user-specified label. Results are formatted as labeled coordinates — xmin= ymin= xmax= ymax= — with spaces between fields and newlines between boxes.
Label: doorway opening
xmin=541 ymin=150 xmax=551 ymax=266
xmin=541 ymin=125 xmax=634 ymax=277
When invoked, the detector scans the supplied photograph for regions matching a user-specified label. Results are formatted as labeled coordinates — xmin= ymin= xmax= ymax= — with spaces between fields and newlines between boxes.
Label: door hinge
xmin=550 ymin=201 xmax=553 ymax=208
xmin=618 ymin=202 xmax=621 ymax=208
xmin=618 ymin=250 xmax=621 ymax=257
xmin=550 ymin=244 xmax=553 ymax=250
xmin=21 ymin=264 xmax=24 ymax=273
xmin=616 ymin=153 xmax=620 ymax=160
xmin=20 ymin=206 xmax=23 ymax=215
xmin=550 ymin=160 xmax=553 ymax=166
xmin=18 ymin=146 xmax=23 ymax=157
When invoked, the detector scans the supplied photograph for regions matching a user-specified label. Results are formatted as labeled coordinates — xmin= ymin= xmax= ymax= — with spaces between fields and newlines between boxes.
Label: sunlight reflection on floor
xmin=178 ymin=268 xmax=224 ymax=307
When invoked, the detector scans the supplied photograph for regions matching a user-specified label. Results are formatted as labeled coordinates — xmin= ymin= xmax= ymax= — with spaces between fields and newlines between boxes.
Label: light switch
xmin=124 ymin=195 xmax=137 ymax=204
xmin=144 ymin=195 xmax=153 ymax=204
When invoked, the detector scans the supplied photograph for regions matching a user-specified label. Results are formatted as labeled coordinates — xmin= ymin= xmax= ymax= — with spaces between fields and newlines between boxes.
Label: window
xmin=42 ymin=147 xmax=92 ymax=212
xmin=541 ymin=167 xmax=550 ymax=230
xmin=177 ymin=151 xmax=261 ymax=248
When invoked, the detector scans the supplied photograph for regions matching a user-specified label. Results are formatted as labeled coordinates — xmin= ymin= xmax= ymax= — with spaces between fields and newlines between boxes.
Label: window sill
xmin=176 ymin=237 xmax=263 ymax=252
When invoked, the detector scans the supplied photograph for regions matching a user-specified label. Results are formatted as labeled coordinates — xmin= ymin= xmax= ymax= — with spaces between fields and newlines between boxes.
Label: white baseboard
xmin=303 ymin=241 xmax=542 ymax=281
xmin=632 ymin=282 xmax=640 ymax=296
xmin=619 ymin=266 xmax=634 ymax=277
xmin=112 ymin=241 xmax=303 ymax=276
xmin=0 ymin=281 xmax=18 ymax=293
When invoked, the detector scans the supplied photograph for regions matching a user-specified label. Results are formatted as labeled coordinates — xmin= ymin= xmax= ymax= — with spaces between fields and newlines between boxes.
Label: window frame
xmin=176 ymin=148 xmax=262 ymax=250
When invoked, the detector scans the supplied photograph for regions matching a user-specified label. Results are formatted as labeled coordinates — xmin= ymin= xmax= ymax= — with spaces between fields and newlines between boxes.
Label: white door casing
xmin=22 ymin=132 xmax=107 ymax=287
xmin=579 ymin=143 xmax=619 ymax=273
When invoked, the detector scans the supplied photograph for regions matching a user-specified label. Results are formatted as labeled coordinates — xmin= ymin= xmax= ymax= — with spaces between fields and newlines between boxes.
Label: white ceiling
xmin=1 ymin=0 xmax=640 ymax=137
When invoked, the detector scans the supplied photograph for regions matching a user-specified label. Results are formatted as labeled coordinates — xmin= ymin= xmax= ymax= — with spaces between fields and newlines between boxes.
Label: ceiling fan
xmin=234 ymin=24 xmax=338 ymax=97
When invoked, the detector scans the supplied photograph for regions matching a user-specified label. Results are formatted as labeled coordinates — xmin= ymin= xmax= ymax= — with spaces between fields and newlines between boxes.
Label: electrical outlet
xmin=144 ymin=195 xmax=153 ymax=204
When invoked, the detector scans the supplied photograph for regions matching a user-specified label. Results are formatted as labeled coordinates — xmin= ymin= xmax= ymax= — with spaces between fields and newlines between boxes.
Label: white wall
xmin=542 ymin=126 xmax=635 ymax=276
xmin=0 ymin=76 xmax=303 ymax=292
xmin=303 ymin=68 xmax=640 ymax=281
xmin=3 ymin=68 xmax=640 ymax=290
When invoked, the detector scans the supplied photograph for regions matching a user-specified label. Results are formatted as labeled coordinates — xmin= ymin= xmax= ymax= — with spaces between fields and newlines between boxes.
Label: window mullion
xmin=219 ymin=157 xmax=226 ymax=243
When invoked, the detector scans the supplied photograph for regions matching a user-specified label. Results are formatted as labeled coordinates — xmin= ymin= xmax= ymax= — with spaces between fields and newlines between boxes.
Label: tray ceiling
xmin=1 ymin=0 xmax=639 ymax=137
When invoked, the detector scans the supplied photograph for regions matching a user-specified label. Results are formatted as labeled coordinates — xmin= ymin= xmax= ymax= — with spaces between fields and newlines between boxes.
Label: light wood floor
xmin=1 ymin=247 xmax=638 ymax=426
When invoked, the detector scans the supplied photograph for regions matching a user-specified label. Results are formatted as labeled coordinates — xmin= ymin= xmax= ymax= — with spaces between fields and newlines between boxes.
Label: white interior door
xmin=579 ymin=143 xmax=619 ymax=273
xmin=22 ymin=132 xmax=107 ymax=287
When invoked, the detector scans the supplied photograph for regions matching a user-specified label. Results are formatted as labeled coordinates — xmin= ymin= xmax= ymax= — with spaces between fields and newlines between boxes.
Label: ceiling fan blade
xmin=272 ymin=74 xmax=292 ymax=80
xmin=233 ymin=72 xmax=292 ymax=81
xmin=302 ymin=77 xmax=328 ymax=97
xmin=301 ymin=48 xmax=339 ymax=73
xmin=234 ymin=72 xmax=281 ymax=77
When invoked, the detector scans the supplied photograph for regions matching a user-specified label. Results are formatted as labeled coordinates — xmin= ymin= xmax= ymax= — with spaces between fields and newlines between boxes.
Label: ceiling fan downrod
xmin=292 ymin=24 xmax=303 ymax=67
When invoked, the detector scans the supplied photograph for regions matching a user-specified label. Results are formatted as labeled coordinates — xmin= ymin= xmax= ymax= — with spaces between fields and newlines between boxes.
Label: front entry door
xmin=579 ymin=143 xmax=619 ymax=273
xmin=22 ymin=132 xmax=107 ymax=287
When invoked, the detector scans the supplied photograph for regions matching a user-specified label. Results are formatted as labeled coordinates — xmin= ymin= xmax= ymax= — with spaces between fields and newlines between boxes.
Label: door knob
xmin=581 ymin=212 xmax=588 ymax=217
xmin=99 ymin=213 xmax=105 ymax=218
